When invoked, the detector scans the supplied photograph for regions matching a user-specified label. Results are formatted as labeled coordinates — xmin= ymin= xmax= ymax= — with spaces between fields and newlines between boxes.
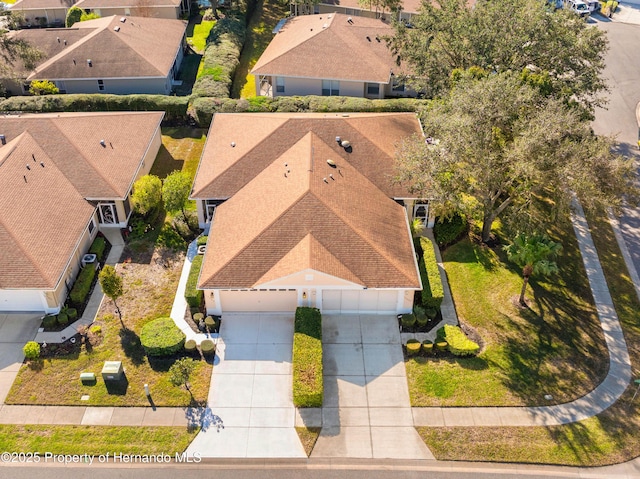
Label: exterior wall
xmin=257 ymin=269 xmax=360 ymax=288
xmin=88 ymin=6 xmax=180 ymax=18
xmin=0 ymin=78 xmax=24 ymax=97
xmin=10 ymin=7 xmax=67 ymax=25
xmin=51 ymin=77 xmax=170 ymax=95
xmin=383 ymin=82 xmax=418 ymax=98
xmin=272 ymin=76 xmax=369 ymax=99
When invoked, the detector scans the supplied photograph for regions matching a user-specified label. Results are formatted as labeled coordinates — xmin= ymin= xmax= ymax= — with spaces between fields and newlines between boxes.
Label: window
xmin=88 ymin=218 xmax=95 ymax=234
xmin=392 ymin=80 xmax=405 ymax=92
xmin=366 ymin=83 xmax=380 ymax=96
xmin=97 ymin=79 xmax=105 ymax=91
xmin=276 ymin=77 xmax=285 ymax=93
xmin=322 ymin=80 xmax=339 ymax=96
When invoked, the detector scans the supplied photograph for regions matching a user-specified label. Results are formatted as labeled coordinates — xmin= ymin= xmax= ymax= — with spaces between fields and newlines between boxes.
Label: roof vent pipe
xmin=87 ymin=59 xmax=92 ymax=66
xmin=100 ymin=139 xmax=106 ymax=147
xmin=0 ymin=135 xmax=5 ymax=145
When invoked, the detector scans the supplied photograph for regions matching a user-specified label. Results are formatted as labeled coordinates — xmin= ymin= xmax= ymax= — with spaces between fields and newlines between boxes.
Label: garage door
xmin=219 ymin=290 xmax=298 ymax=312
xmin=0 ymin=290 xmax=45 ymax=312
xmin=321 ymin=290 xmax=398 ymax=313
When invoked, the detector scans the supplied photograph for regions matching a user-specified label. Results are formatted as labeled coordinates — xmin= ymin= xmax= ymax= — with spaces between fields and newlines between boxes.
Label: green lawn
xmin=232 ymin=0 xmax=289 ymax=98
xmin=407 ymin=213 xmax=608 ymax=407
xmin=187 ymin=19 xmax=216 ymax=54
xmin=418 ymin=211 xmax=640 ymax=466
xmin=0 ymin=426 xmax=198 ymax=455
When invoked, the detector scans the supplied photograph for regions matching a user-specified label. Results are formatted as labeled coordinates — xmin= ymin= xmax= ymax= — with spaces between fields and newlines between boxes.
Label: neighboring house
xmin=7 ymin=0 xmax=187 ymax=27
xmin=294 ymin=0 xmax=421 ymax=21
xmin=251 ymin=13 xmax=414 ymax=99
xmin=2 ymin=15 xmax=186 ymax=95
xmin=191 ymin=112 xmax=432 ymax=315
xmin=0 ymin=111 xmax=163 ymax=313
xmin=76 ymin=0 xmax=190 ymax=20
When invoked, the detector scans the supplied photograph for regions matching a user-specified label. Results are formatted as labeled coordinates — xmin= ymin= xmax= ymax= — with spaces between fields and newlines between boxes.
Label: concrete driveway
xmin=186 ymin=313 xmax=306 ymax=458
xmin=0 ymin=313 xmax=42 ymax=403
xmin=311 ymin=314 xmax=434 ymax=459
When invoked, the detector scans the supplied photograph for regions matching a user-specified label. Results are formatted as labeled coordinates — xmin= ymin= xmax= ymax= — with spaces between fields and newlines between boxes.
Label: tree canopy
xmin=395 ymin=73 xmax=638 ymax=242
xmin=0 ymin=25 xmax=43 ymax=82
xmin=390 ymin=0 xmax=608 ymax=116
xmin=65 ymin=6 xmax=84 ymax=27
xmin=99 ymin=265 xmax=124 ymax=320
xmin=162 ymin=170 xmax=192 ymax=217
xmin=132 ymin=174 xmax=163 ymax=216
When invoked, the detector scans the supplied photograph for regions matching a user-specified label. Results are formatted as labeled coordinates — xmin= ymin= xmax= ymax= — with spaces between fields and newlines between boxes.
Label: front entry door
xmin=413 ymin=203 xmax=429 ymax=222
xmin=98 ymin=202 xmax=118 ymax=224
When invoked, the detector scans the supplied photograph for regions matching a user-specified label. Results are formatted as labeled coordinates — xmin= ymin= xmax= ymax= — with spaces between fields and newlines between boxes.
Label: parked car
xmin=564 ymin=0 xmax=590 ymax=16
xmin=587 ymin=0 xmax=601 ymax=12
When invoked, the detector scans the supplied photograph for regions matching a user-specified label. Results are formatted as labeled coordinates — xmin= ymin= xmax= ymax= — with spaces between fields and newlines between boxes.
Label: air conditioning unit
xmin=82 ymin=253 xmax=97 ymax=268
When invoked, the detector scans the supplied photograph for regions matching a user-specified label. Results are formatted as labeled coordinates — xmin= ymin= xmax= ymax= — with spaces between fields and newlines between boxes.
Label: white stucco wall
xmin=89 ymin=5 xmax=180 ymax=18
xmin=272 ymin=76 xmax=368 ymax=98
xmin=52 ymin=77 xmax=171 ymax=95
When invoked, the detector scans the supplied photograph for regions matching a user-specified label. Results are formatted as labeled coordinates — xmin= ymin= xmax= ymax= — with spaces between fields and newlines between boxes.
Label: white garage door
xmin=220 ymin=290 xmax=298 ymax=312
xmin=0 ymin=290 xmax=45 ymax=312
xmin=322 ymin=290 xmax=398 ymax=314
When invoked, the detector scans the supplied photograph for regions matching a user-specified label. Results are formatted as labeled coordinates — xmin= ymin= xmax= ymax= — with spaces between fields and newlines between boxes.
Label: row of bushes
xmin=0 ymin=94 xmax=189 ymax=122
xmin=42 ymin=308 xmax=78 ymax=330
xmin=140 ymin=317 xmax=186 ymax=356
xmin=293 ymin=307 xmax=323 ymax=408
xmin=406 ymin=325 xmax=479 ymax=357
xmin=69 ymin=265 xmax=96 ymax=305
xmin=185 ymin=255 xmax=204 ymax=308
xmin=433 ymin=214 xmax=468 ymax=248
xmin=89 ymin=236 xmax=107 ymax=261
xmin=192 ymin=16 xmax=246 ymax=99
xmin=418 ymin=237 xmax=444 ymax=308
xmin=184 ymin=338 xmax=215 ymax=355
xmin=191 ymin=95 xmax=427 ymax=127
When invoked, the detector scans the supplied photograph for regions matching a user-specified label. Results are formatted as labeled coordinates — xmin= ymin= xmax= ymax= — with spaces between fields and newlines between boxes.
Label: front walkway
xmin=186 ymin=313 xmax=306 ymax=458
xmin=309 ymin=314 xmax=434 ymax=460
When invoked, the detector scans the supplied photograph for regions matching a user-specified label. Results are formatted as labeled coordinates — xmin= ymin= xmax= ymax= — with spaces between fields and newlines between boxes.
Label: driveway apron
xmin=311 ymin=314 xmax=434 ymax=459
xmin=186 ymin=313 xmax=306 ymax=458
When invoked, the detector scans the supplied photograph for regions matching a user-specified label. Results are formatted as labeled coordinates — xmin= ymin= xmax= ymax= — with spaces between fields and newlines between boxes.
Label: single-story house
xmin=0 ymin=111 xmax=164 ymax=313
xmin=251 ymin=13 xmax=415 ymax=99
xmin=294 ymin=0 xmax=421 ymax=22
xmin=7 ymin=0 xmax=186 ymax=27
xmin=191 ymin=112 xmax=432 ymax=315
xmin=2 ymin=15 xmax=186 ymax=95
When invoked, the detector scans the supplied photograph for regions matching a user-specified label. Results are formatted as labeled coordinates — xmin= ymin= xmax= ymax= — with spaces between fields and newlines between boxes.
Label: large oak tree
xmin=395 ymin=73 xmax=638 ymax=243
xmin=390 ymin=0 xmax=608 ymax=117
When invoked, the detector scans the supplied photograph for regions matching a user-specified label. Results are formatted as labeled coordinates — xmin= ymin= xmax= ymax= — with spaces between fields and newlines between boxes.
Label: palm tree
xmin=504 ymin=233 xmax=562 ymax=306
xmin=410 ymin=217 xmax=425 ymax=238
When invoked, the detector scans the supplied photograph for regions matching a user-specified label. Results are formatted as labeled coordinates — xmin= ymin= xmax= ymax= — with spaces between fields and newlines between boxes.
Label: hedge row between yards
xmin=293 ymin=307 xmax=323 ymax=408
xmin=69 ymin=265 xmax=96 ymax=305
xmin=419 ymin=237 xmax=444 ymax=308
xmin=185 ymin=255 xmax=204 ymax=308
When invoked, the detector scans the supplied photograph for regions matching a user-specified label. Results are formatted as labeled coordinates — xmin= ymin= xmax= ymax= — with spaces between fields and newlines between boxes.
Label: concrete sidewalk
xmin=412 ymin=199 xmax=632 ymax=427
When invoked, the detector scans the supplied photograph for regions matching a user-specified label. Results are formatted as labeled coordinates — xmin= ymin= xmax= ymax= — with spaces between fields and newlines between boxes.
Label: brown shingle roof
xmin=9 ymin=0 xmax=76 ymax=11
xmin=196 ymin=113 xmax=421 ymax=290
xmin=0 ymin=111 xmax=163 ymax=199
xmin=8 ymin=16 xmax=186 ymax=80
xmin=320 ymin=0 xmax=422 ymax=14
xmin=0 ymin=133 xmax=95 ymax=289
xmin=76 ymin=0 xmax=181 ymax=8
xmin=251 ymin=14 xmax=400 ymax=83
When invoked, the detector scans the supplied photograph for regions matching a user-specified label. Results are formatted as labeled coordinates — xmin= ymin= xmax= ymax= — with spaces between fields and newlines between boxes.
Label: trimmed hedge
xmin=440 ymin=324 xmax=480 ymax=357
xmin=57 ymin=313 xmax=68 ymax=326
xmin=293 ymin=307 xmax=323 ymax=408
xmin=433 ymin=214 xmax=468 ymax=248
xmin=406 ymin=339 xmax=421 ymax=357
xmin=422 ymin=340 xmax=434 ymax=355
xmin=184 ymin=339 xmax=197 ymax=353
xmin=42 ymin=315 xmax=57 ymax=329
xmin=69 ymin=265 xmax=96 ymax=305
xmin=185 ymin=255 xmax=204 ymax=308
xmin=140 ymin=317 xmax=186 ymax=356
xmin=419 ymin=237 xmax=444 ymax=309
xmin=192 ymin=16 xmax=246 ymax=99
xmin=0 ymin=94 xmax=189 ymax=122
xmin=23 ymin=341 xmax=41 ymax=360
xmin=401 ymin=313 xmax=416 ymax=329
xmin=200 ymin=339 xmax=216 ymax=355
xmin=196 ymin=235 xmax=208 ymax=246
xmin=191 ymin=96 xmax=428 ymax=128
xmin=89 ymin=236 xmax=107 ymax=261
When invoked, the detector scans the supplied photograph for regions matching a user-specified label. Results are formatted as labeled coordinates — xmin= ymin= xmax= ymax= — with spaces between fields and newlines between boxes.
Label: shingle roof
xmin=9 ymin=0 xmax=77 ymax=11
xmin=0 ymin=111 xmax=163 ymax=198
xmin=9 ymin=15 xmax=186 ymax=80
xmin=76 ymin=0 xmax=181 ymax=8
xmin=0 ymin=133 xmax=95 ymax=289
xmin=0 ymin=111 xmax=164 ymax=290
xmin=251 ymin=14 xmax=401 ymax=83
xmin=320 ymin=0 xmax=422 ymax=14
xmin=195 ymin=113 xmax=422 ymax=290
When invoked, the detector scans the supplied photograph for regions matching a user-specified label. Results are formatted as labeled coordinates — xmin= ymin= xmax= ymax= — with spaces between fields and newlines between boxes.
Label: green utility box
xmin=101 ymin=361 xmax=124 ymax=381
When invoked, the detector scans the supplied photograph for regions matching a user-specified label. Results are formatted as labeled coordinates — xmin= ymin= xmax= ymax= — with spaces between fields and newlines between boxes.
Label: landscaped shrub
xmin=185 ymin=255 xmax=204 ymax=308
xmin=293 ymin=307 xmax=323 ymax=408
xmin=414 ymin=306 xmax=428 ymax=328
xmin=23 ymin=341 xmax=40 ymax=360
xmin=193 ymin=312 xmax=204 ymax=322
xmin=0 ymin=94 xmax=189 ymax=122
xmin=57 ymin=313 xmax=68 ymax=326
xmin=192 ymin=16 xmax=246 ymax=99
xmin=196 ymin=235 xmax=208 ymax=246
xmin=42 ymin=315 xmax=57 ymax=329
xmin=140 ymin=317 xmax=186 ymax=356
xmin=435 ymin=341 xmax=448 ymax=352
xmin=401 ymin=313 xmax=416 ymax=330
xmin=422 ymin=340 xmax=434 ymax=355
xmin=406 ymin=339 xmax=421 ymax=357
xmin=184 ymin=339 xmax=197 ymax=353
xmin=89 ymin=325 xmax=102 ymax=335
xmin=67 ymin=308 xmax=78 ymax=320
xmin=204 ymin=316 xmax=215 ymax=329
xmin=441 ymin=324 xmax=480 ymax=356
xmin=69 ymin=265 xmax=96 ymax=305
xmin=420 ymin=237 xmax=444 ymax=309
xmin=89 ymin=236 xmax=107 ymax=261
xmin=200 ymin=339 xmax=216 ymax=355
xmin=156 ymin=223 xmax=187 ymax=250
xmin=433 ymin=214 xmax=468 ymax=248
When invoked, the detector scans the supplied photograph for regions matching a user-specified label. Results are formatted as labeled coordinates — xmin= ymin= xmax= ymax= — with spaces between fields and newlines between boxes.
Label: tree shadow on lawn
xmin=425 ymin=355 xmax=490 ymax=371
xmin=119 ymin=327 xmax=146 ymax=366
xmin=150 ymin=145 xmax=185 ymax=180
xmin=162 ymin=127 xmax=207 ymax=141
